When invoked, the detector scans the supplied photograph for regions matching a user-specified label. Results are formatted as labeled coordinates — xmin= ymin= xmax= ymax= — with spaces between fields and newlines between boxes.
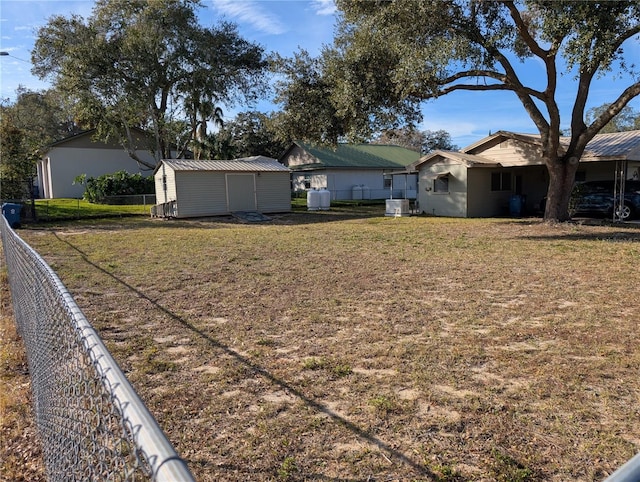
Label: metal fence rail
xmin=0 ymin=215 xmax=194 ymax=481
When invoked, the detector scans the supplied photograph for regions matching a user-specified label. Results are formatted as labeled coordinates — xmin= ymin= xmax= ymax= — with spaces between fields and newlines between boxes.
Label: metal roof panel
xmin=161 ymin=156 xmax=289 ymax=172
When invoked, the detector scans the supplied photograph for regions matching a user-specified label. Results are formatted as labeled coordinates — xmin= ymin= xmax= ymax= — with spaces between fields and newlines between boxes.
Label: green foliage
xmin=277 ymin=456 xmax=298 ymax=480
xmin=368 ymin=395 xmax=397 ymax=415
xmin=271 ymin=50 xmax=351 ymax=145
xmin=373 ymin=128 xmax=458 ymax=153
xmin=32 ymin=0 xmax=268 ymax=162
xmin=302 ymin=357 xmax=352 ymax=378
xmin=488 ymin=450 xmax=534 ymax=482
xmin=74 ymin=171 xmax=154 ymax=203
xmin=0 ymin=88 xmax=80 ymax=200
xmin=221 ymin=111 xmax=289 ymax=159
xmin=586 ymin=103 xmax=640 ymax=133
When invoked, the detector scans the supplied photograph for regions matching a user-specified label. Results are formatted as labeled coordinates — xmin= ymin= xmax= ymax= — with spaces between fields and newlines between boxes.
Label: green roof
xmin=294 ymin=142 xmax=421 ymax=169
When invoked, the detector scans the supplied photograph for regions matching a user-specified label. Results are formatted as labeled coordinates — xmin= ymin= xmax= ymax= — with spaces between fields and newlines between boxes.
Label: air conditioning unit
xmin=385 ymin=199 xmax=410 ymax=217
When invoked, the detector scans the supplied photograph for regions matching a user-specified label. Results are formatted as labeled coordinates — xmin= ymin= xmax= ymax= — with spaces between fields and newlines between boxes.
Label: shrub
xmin=74 ymin=171 xmax=155 ymax=203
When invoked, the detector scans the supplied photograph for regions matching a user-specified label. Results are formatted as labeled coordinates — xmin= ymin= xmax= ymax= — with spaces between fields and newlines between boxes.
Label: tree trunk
xmin=544 ymin=156 xmax=580 ymax=222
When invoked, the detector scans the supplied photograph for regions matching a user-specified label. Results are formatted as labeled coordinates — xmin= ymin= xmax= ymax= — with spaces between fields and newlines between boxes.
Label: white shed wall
xmin=154 ymin=164 xmax=177 ymax=205
xmin=175 ymin=171 xmax=228 ymax=217
xmin=256 ymin=172 xmax=291 ymax=213
xmin=155 ymin=167 xmax=291 ymax=218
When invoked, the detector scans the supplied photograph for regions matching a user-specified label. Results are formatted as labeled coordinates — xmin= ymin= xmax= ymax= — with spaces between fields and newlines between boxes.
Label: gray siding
xmin=175 ymin=171 xmax=228 ymax=217
xmin=154 ymin=165 xmax=291 ymax=218
xmin=256 ymin=173 xmax=291 ymax=213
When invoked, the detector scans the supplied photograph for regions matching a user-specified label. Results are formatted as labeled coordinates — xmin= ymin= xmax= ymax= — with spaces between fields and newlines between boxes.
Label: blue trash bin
xmin=2 ymin=203 xmax=22 ymax=228
xmin=509 ymin=195 xmax=522 ymax=217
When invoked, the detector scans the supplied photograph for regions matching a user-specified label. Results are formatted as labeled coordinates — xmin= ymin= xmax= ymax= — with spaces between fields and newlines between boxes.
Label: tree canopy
xmin=0 ymin=87 xmax=80 ymax=200
xmin=220 ymin=111 xmax=288 ymax=159
xmin=31 ymin=0 xmax=269 ymax=165
xmin=275 ymin=0 xmax=640 ymax=221
xmin=586 ymin=104 xmax=640 ymax=133
xmin=372 ymin=128 xmax=459 ymax=153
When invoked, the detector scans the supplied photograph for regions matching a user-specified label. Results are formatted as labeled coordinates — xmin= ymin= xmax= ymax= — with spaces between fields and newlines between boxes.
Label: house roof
xmin=156 ymin=156 xmax=289 ymax=174
xmin=283 ymin=141 xmax=421 ymax=170
xmin=415 ymin=150 xmax=500 ymax=170
xmin=44 ymin=127 xmax=154 ymax=150
xmin=463 ymin=129 xmax=640 ymax=161
xmin=580 ymin=130 xmax=640 ymax=160
xmin=419 ymin=129 xmax=640 ymax=170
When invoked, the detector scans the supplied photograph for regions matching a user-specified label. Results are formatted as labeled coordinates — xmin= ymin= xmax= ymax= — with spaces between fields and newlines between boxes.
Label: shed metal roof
xmin=289 ymin=142 xmax=421 ymax=169
xmin=158 ymin=156 xmax=289 ymax=173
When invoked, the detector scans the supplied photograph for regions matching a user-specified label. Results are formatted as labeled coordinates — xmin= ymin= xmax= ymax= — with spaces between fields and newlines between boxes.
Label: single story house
xmin=280 ymin=141 xmax=421 ymax=200
xmin=416 ymin=130 xmax=640 ymax=218
xmin=152 ymin=156 xmax=291 ymax=219
xmin=37 ymin=129 xmax=157 ymax=199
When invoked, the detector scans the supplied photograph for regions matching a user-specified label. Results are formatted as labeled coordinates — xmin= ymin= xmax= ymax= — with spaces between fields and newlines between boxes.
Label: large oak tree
xmin=32 ymin=0 xmax=268 ymax=165
xmin=277 ymin=0 xmax=640 ymax=221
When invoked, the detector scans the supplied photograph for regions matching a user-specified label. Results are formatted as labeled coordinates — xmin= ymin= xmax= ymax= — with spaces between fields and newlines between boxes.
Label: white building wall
xmin=418 ymin=161 xmax=468 ymax=217
xmin=40 ymin=147 xmax=155 ymax=198
xmin=293 ymin=169 xmax=409 ymax=200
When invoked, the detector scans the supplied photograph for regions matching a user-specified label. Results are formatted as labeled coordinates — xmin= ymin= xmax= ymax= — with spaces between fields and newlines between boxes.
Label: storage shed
xmin=152 ymin=157 xmax=291 ymax=218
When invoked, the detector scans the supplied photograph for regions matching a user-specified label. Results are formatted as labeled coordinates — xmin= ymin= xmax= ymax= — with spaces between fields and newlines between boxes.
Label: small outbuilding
xmin=152 ymin=156 xmax=291 ymax=218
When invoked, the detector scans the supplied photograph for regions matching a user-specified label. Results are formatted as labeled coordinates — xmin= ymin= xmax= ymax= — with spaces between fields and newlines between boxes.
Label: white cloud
xmin=310 ymin=0 xmax=336 ymax=16
xmin=210 ymin=0 xmax=287 ymax=35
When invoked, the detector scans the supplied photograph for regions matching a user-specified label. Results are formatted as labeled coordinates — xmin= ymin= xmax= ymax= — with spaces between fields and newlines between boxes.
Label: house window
xmin=383 ymin=176 xmax=392 ymax=189
xmin=491 ymin=171 xmax=512 ymax=191
xmin=433 ymin=175 xmax=449 ymax=193
xmin=303 ymin=174 xmax=311 ymax=189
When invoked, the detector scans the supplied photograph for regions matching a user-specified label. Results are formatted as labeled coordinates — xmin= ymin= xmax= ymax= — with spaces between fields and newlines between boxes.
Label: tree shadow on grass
xmin=52 ymin=232 xmax=436 ymax=480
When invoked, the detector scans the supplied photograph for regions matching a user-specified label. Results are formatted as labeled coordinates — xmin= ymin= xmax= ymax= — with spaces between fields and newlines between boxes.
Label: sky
xmin=1 ymin=0 xmax=639 ymax=148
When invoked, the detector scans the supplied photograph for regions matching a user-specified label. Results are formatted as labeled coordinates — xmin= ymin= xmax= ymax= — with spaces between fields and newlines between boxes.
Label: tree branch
xmin=501 ymin=0 xmax=548 ymax=59
xmin=585 ymin=81 xmax=640 ymax=139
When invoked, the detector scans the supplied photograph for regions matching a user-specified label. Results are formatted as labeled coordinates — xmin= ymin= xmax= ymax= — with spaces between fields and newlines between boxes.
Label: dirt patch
xmin=14 ymin=215 xmax=640 ymax=481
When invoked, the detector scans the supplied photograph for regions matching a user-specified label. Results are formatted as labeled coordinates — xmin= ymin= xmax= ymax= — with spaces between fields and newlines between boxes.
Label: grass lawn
xmin=12 ymin=208 xmax=640 ymax=481
xmin=32 ymin=198 xmax=152 ymax=221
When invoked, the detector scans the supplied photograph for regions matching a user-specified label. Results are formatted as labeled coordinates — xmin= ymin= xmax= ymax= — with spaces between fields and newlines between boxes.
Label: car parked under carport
xmin=572 ymin=180 xmax=640 ymax=220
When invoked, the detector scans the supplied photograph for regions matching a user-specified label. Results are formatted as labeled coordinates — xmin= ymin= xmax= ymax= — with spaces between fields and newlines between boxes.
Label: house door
xmin=515 ymin=174 xmax=523 ymax=195
xmin=226 ymin=174 xmax=257 ymax=212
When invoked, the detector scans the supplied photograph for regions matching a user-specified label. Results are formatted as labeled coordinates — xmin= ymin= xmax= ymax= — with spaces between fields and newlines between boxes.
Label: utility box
xmin=2 ymin=203 xmax=22 ymax=228
xmin=385 ymin=199 xmax=410 ymax=217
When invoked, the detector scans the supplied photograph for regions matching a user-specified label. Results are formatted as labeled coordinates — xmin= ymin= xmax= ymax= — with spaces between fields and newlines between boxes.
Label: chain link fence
xmin=0 ymin=215 xmax=194 ymax=481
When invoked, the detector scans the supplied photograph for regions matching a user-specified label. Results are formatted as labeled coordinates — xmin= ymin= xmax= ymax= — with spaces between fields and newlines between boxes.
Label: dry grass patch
xmin=0 ymin=267 xmax=45 ymax=481
xmin=15 ymin=211 xmax=640 ymax=481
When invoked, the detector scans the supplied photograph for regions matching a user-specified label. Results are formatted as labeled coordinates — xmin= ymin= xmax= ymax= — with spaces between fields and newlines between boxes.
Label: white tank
xmin=319 ymin=189 xmax=331 ymax=210
xmin=352 ymin=185 xmax=363 ymax=200
xmin=361 ymin=185 xmax=370 ymax=199
xmin=307 ymin=190 xmax=321 ymax=210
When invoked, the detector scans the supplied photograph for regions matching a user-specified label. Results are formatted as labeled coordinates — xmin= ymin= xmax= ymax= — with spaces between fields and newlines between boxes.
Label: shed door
xmin=226 ymin=174 xmax=257 ymax=212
